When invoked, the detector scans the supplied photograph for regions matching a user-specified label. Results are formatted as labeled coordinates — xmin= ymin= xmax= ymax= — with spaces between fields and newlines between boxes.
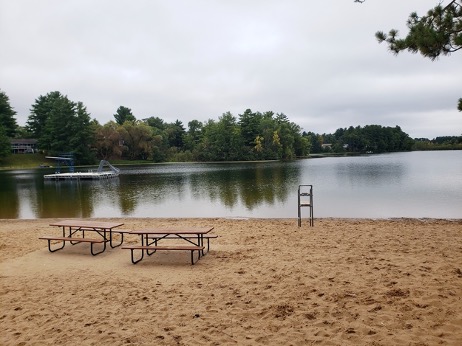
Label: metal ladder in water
xmin=298 ymin=185 xmax=313 ymax=227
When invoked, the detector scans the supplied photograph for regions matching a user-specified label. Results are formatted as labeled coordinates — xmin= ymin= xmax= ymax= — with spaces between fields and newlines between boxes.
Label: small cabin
xmin=10 ymin=139 xmax=38 ymax=154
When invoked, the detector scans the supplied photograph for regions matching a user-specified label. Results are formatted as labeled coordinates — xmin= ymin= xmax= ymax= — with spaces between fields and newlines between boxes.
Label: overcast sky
xmin=1 ymin=0 xmax=461 ymax=139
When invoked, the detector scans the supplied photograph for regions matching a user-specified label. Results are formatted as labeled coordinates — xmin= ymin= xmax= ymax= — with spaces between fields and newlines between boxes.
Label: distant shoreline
xmin=3 ymin=149 xmax=461 ymax=171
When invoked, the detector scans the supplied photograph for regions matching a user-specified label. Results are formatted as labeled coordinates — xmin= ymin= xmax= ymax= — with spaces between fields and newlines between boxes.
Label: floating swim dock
xmin=44 ymin=171 xmax=119 ymax=180
xmin=44 ymin=159 xmax=120 ymax=180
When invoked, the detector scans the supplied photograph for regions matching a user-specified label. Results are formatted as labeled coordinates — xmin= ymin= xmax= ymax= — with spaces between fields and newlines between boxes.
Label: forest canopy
xmin=2 ymin=89 xmax=460 ymax=163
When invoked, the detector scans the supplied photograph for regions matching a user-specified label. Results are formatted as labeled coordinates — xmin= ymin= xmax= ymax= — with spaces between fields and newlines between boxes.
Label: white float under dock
xmin=44 ymin=171 xmax=119 ymax=180
xmin=43 ymin=159 xmax=120 ymax=180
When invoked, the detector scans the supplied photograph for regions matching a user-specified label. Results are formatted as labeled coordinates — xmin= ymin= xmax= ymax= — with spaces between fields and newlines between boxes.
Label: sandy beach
xmin=1 ymin=218 xmax=461 ymax=345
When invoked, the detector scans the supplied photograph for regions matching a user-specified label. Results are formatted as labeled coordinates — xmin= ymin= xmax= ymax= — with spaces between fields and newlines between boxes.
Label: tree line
xmin=307 ymin=125 xmax=415 ymax=154
xmin=1 ymin=89 xmax=460 ymax=164
xmin=414 ymin=136 xmax=462 ymax=150
xmin=308 ymin=127 xmax=461 ymax=153
xmin=0 ymin=90 xmax=310 ymax=164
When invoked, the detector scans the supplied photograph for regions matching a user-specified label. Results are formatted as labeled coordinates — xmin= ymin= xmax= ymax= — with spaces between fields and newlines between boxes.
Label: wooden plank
xmin=39 ymin=236 xmax=105 ymax=243
xmin=49 ymin=220 xmax=124 ymax=229
xmin=130 ymin=227 xmax=214 ymax=235
xmin=148 ymin=234 xmax=218 ymax=239
xmin=122 ymin=245 xmax=204 ymax=251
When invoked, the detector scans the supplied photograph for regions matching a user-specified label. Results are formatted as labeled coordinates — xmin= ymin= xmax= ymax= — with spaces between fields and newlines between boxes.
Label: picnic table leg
xmin=202 ymin=237 xmax=210 ymax=255
xmin=199 ymin=234 xmax=206 ymax=256
xmin=69 ymin=227 xmax=82 ymax=245
xmin=189 ymin=247 xmax=203 ymax=265
xmin=191 ymin=250 xmax=196 ymax=265
xmin=60 ymin=226 xmax=81 ymax=246
xmin=109 ymin=228 xmax=124 ymax=248
xmin=90 ymin=240 xmax=107 ymax=256
xmin=61 ymin=226 xmax=78 ymax=245
xmin=144 ymin=234 xmax=158 ymax=256
xmin=129 ymin=248 xmax=144 ymax=264
xmin=46 ymin=238 xmax=65 ymax=252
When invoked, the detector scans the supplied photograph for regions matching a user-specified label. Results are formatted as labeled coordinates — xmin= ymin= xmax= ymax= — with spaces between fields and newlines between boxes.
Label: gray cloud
xmin=1 ymin=0 xmax=461 ymax=138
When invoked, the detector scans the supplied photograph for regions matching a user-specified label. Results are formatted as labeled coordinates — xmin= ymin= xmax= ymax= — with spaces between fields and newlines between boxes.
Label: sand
xmin=1 ymin=218 xmax=461 ymax=345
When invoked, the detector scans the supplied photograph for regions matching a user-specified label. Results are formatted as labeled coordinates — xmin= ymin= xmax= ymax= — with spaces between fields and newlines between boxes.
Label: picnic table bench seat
xmin=39 ymin=236 xmax=107 ymax=256
xmin=122 ymin=245 xmax=205 ymax=265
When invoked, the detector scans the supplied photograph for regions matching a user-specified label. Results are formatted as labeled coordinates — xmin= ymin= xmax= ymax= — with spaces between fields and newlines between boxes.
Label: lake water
xmin=0 ymin=151 xmax=461 ymax=219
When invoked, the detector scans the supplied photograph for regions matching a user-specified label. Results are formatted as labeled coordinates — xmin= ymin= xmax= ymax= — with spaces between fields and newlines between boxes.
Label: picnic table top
xmin=49 ymin=220 xmax=124 ymax=229
xmin=130 ymin=227 xmax=214 ymax=235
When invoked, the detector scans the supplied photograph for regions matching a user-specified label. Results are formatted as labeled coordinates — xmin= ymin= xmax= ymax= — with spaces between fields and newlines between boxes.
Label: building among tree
xmin=10 ymin=139 xmax=38 ymax=154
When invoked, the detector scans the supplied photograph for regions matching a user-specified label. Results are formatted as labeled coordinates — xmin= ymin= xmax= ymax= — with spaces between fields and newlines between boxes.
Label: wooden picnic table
xmin=123 ymin=227 xmax=215 ymax=264
xmin=40 ymin=220 xmax=125 ymax=255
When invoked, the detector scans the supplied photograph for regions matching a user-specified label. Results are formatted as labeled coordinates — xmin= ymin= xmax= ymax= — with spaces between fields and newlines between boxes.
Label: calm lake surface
xmin=1 ymin=151 xmax=461 ymax=219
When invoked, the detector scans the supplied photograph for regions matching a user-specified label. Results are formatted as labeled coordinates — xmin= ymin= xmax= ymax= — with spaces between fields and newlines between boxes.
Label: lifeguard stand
xmin=298 ymin=185 xmax=313 ymax=227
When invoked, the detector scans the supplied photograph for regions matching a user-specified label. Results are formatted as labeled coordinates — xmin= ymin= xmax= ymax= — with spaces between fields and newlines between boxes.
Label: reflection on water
xmin=0 ymin=171 xmax=20 ymax=219
xmin=0 ymin=151 xmax=461 ymax=219
xmin=115 ymin=162 xmax=299 ymax=216
xmin=187 ymin=163 xmax=299 ymax=210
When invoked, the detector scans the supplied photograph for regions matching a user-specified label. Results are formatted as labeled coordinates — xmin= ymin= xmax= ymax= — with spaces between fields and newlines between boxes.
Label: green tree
xmin=144 ymin=116 xmax=165 ymax=130
xmin=39 ymin=93 xmax=76 ymax=153
xmin=304 ymin=132 xmax=322 ymax=153
xmin=27 ymin=91 xmax=96 ymax=164
xmin=143 ymin=116 xmax=169 ymax=161
xmin=68 ymin=102 xmax=96 ymax=163
xmin=0 ymin=125 xmax=11 ymax=159
xmin=375 ymin=1 xmax=461 ymax=60
xmin=118 ymin=121 xmax=153 ymax=160
xmin=357 ymin=0 xmax=461 ymax=111
xmin=325 ymin=125 xmax=414 ymax=153
xmin=0 ymin=90 xmax=18 ymax=138
xmin=271 ymin=130 xmax=282 ymax=159
xmin=93 ymin=121 xmax=123 ymax=160
xmin=342 ymin=126 xmax=368 ymax=152
xmin=273 ymin=113 xmax=303 ymax=160
xmin=183 ymin=119 xmax=203 ymax=153
xmin=198 ymin=113 xmax=243 ymax=161
xmin=219 ymin=112 xmax=244 ymax=161
xmin=27 ymin=91 xmax=62 ymax=138
xmin=114 ymin=106 xmax=136 ymax=125
xmin=14 ymin=126 xmax=34 ymax=139
xmin=239 ymin=109 xmax=262 ymax=148
xmin=294 ymin=132 xmax=311 ymax=157
xmin=150 ymin=134 xmax=166 ymax=162
xmin=165 ymin=119 xmax=186 ymax=149
xmin=258 ymin=112 xmax=279 ymax=159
